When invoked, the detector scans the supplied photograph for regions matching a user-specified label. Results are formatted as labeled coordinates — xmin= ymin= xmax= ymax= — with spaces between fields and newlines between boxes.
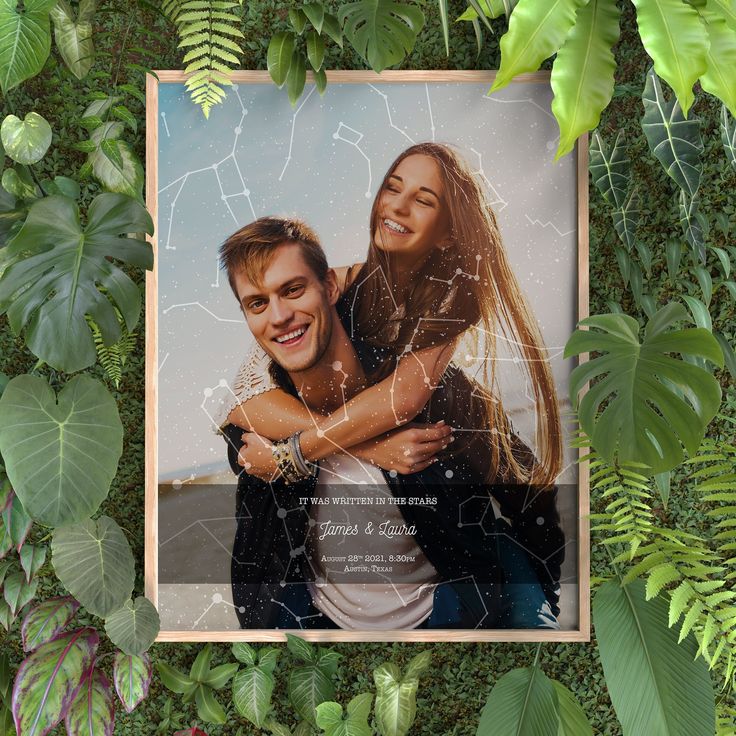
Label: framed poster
xmin=145 ymin=71 xmax=589 ymax=642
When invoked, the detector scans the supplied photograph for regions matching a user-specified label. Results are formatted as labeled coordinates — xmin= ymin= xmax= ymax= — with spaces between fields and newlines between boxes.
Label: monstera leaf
xmin=0 ymin=0 xmax=55 ymax=93
xmin=476 ymin=666 xmax=559 ymax=736
xmin=0 ymin=192 xmax=153 ymax=373
xmin=641 ymin=69 xmax=703 ymax=198
xmin=12 ymin=628 xmax=99 ymax=736
xmin=0 ymin=374 xmax=123 ymax=527
xmin=104 ymin=596 xmax=160 ymax=656
xmin=339 ymin=0 xmax=424 ymax=73
xmin=64 ymin=667 xmax=115 ymax=736
xmin=594 ymin=580 xmax=716 ymax=736
xmin=316 ymin=694 xmax=373 ymax=736
xmin=564 ymin=303 xmax=723 ymax=472
xmin=49 ymin=0 xmax=95 ymax=80
xmin=52 ymin=516 xmax=135 ymax=618
xmin=113 ymin=652 xmax=152 ymax=713
xmin=21 ymin=596 xmax=80 ymax=652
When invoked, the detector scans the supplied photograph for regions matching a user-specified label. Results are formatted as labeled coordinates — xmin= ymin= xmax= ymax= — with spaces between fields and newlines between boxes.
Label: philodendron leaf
xmin=373 ymin=656 xmax=427 ymax=736
xmin=88 ymin=129 xmax=143 ymax=201
xmin=11 ymin=627 xmax=99 ymax=736
xmin=641 ymin=69 xmax=704 ymax=198
xmin=476 ymin=666 xmax=559 ymax=736
xmin=594 ymin=579 xmax=716 ymax=736
xmin=339 ymin=0 xmax=425 ymax=73
xmin=564 ymin=302 xmax=723 ymax=472
xmin=52 ymin=516 xmax=135 ymax=618
xmin=491 ymin=0 xmax=589 ymax=92
xmin=289 ymin=664 xmax=335 ymax=726
xmin=551 ymin=0 xmax=620 ymax=160
xmin=0 ymin=192 xmax=153 ymax=373
xmin=113 ymin=651 xmax=152 ymax=713
xmin=21 ymin=595 xmax=80 ymax=652
xmin=1 ymin=112 xmax=52 ymax=165
xmin=631 ymin=0 xmax=708 ymax=116
xmin=286 ymin=633 xmax=317 ymax=663
xmin=0 ymin=0 xmax=55 ymax=93
xmin=64 ymin=667 xmax=115 ymax=736
xmin=0 ymin=375 xmax=123 ymax=527
xmin=232 ymin=659 xmax=276 ymax=727
xmin=104 ymin=596 xmax=160 ymax=656
xmin=551 ymin=681 xmax=592 ymax=736
xmin=49 ymin=0 xmax=95 ymax=80
xmin=722 ymin=104 xmax=736 ymax=170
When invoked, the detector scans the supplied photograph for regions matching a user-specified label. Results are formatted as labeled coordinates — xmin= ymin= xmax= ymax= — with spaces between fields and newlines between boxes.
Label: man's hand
xmin=237 ymin=431 xmax=279 ymax=480
xmin=352 ymin=421 xmax=453 ymax=474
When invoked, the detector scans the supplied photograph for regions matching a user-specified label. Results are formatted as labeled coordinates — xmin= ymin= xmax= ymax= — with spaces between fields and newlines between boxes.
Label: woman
xmin=220 ymin=142 xmax=564 ymax=627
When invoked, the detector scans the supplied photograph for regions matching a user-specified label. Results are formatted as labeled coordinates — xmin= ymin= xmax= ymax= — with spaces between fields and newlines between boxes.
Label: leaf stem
xmin=532 ymin=642 xmax=542 ymax=669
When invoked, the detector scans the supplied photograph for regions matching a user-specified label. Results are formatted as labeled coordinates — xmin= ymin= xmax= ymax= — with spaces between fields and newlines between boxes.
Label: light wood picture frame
xmin=145 ymin=70 xmax=590 ymax=642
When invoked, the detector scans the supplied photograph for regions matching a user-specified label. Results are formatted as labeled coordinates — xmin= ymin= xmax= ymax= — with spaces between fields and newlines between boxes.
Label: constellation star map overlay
xmin=155 ymin=80 xmax=580 ymax=630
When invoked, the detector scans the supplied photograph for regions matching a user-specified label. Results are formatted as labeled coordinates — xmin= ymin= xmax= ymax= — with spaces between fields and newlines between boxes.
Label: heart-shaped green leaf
xmin=0 ymin=0 xmax=55 ymax=93
xmin=21 ymin=595 xmax=80 ymax=652
xmin=642 ymin=69 xmax=704 ymax=198
xmin=289 ymin=664 xmax=334 ymax=726
xmin=11 ymin=627 xmax=98 ymax=736
xmin=0 ymin=374 xmax=123 ymax=527
xmin=52 ymin=516 xmax=135 ymax=618
xmin=49 ymin=0 xmax=95 ymax=80
xmin=476 ymin=667 xmax=559 ymax=736
xmin=1 ymin=112 xmax=52 ymax=165
xmin=104 ymin=596 xmax=160 ymax=656
xmin=564 ymin=303 xmax=723 ymax=472
xmin=64 ymin=666 xmax=115 ymax=736
xmin=232 ymin=661 xmax=275 ymax=727
xmin=316 ymin=694 xmax=373 ymax=736
xmin=113 ymin=651 xmax=152 ymax=713
xmin=374 ymin=662 xmax=423 ymax=736
xmin=0 ymin=193 xmax=152 ymax=373
xmin=594 ymin=580 xmax=716 ymax=736
xmin=339 ymin=0 xmax=425 ymax=73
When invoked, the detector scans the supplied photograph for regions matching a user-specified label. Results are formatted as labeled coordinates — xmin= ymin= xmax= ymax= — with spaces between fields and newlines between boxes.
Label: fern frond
xmin=85 ymin=311 xmax=137 ymax=389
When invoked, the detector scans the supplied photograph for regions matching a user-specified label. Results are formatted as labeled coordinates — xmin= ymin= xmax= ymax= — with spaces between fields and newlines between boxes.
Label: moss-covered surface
xmin=1 ymin=1 xmax=735 ymax=733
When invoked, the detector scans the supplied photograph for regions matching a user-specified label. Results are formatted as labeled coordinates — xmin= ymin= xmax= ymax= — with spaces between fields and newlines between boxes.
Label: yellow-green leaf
xmin=699 ymin=1 xmax=736 ymax=117
xmin=551 ymin=0 xmax=620 ymax=159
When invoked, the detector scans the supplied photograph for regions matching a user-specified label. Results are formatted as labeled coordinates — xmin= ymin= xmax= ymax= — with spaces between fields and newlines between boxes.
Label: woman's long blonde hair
xmin=345 ymin=142 xmax=562 ymax=487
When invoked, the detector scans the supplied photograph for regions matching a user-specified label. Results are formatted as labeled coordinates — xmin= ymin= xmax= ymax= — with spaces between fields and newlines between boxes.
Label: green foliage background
xmin=1 ymin=1 xmax=734 ymax=733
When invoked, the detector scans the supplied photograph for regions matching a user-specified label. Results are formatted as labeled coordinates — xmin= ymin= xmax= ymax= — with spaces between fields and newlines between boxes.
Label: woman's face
xmin=373 ymin=153 xmax=452 ymax=263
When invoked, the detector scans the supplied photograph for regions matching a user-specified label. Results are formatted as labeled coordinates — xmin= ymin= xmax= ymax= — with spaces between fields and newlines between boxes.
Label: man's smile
xmin=273 ymin=324 xmax=309 ymax=346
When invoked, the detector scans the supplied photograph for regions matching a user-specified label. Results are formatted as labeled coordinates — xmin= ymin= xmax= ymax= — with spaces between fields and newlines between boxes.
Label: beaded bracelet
xmin=271 ymin=432 xmax=315 ymax=484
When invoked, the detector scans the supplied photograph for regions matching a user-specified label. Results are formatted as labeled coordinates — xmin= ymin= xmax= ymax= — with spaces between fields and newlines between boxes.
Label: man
xmin=219 ymin=217 xmax=564 ymax=630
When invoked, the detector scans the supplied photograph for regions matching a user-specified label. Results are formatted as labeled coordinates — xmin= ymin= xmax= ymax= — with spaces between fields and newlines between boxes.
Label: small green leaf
xmin=307 ymin=29 xmax=325 ymax=71
xmin=1 ymin=112 xmax=52 ymax=165
xmin=286 ymin=49 xmax=306 ymax=105
xmin=314 ymin=67 xmax=327 ymax=95
xmin=195 ymin=685 xmax=227 ymax=724
xmin=157 ymin=662 xmax=194 ymax=694
xmin=267 ymin=31 xmax=295 ymax=87
xmin=112 ymin=105 xmax=137 ymax=133
xmin=303 ymin=2 xmax=325 ymax=33
xmin=105 ymin=596 xmax=160 ymax=656
xmin=289 ymin=7 xmax=307 ymax=33
xmin=321 ymin=12 xmax=343 ymax=47
xmin=113 ymin=651 xmax=152 ymax=713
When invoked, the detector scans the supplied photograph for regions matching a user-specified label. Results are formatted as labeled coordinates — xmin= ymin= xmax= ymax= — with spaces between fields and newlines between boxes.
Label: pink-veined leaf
xmin=64 ymin=667 xmax=115 ymax=736
xmin=112 ymin=651 xmax=152 ymax=713
xmin=12 ymin=627 xmax=98 ymax=736
xmin=21 ymin=596 xmax=80 ymax=652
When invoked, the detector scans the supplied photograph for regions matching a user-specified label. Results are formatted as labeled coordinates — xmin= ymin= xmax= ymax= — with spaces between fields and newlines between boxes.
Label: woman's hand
xmin=352 ymin=420 xmax=453 ymax=474
xmin=237 ymin=431 xmax=279 ymax=480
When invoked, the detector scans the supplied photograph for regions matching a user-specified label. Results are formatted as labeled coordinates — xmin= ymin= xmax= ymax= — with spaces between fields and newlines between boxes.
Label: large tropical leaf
xmin=289 ymin=664 xmax=335 ymax=726
xmin=722 ymin=103 xmax=736 ymax=169
xmin=641 ymin=69 xmax=703 ymax=198
xmin=552 ymin=681 xmax=592 ymax=736
xmin=11 ymin=628 xmax=98 ymax=736
xmin=316 ymin=694 xmax=373 ymax=736
xmin=564 ymin=303 xmax=723 ymax=472
xmin=631 ymin=0 xmax=708 ymax=116
xmin=1 ymin=112 xmax=52 ymax=165
xmin=0 ymin=192 xmax=152 ymax=373
xmin=51 ymin=516 xmax=135 ymax=618
xmin=551 ymin=0 xmax=620 ymax=159
xmin=21 ymin=596 xmax=80 ymax=652
xmin=49 ymin=0 xmax=95 ymax=80
xmin=64 ymin=667 xmax=115 ymax=736
xmin=476 ymin=666 xmax=559 ymax=736
xmin=699 ymin=1 xmax=736 ymax=118
xmin=0 ymin=0 xmax=55 ymax=93
xmin=593 ymin=579 xmax=716 ymax=736
xmin=104 ymin=596 xmax=160 ymax=656
xmin=0 ymin=374 xmax=123 ymax=527
xmin=88 ymin=129 xmax=144 ymax=203
xmin=113 ymin=652 xmax=152 ymax=714
xmin=491 ymin=0 xmax=589 ymax=92
xmin=339 ymin=0 xmax=425 ymax=73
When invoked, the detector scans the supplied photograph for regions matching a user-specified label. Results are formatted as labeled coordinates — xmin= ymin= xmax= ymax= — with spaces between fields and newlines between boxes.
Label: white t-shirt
xmin=307 ymin=452 xmax=440 ymax=630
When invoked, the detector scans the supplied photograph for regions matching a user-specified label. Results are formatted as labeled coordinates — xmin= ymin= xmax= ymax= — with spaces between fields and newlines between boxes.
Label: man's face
xmin=234 ymin=243 xmax=339 ymax=374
